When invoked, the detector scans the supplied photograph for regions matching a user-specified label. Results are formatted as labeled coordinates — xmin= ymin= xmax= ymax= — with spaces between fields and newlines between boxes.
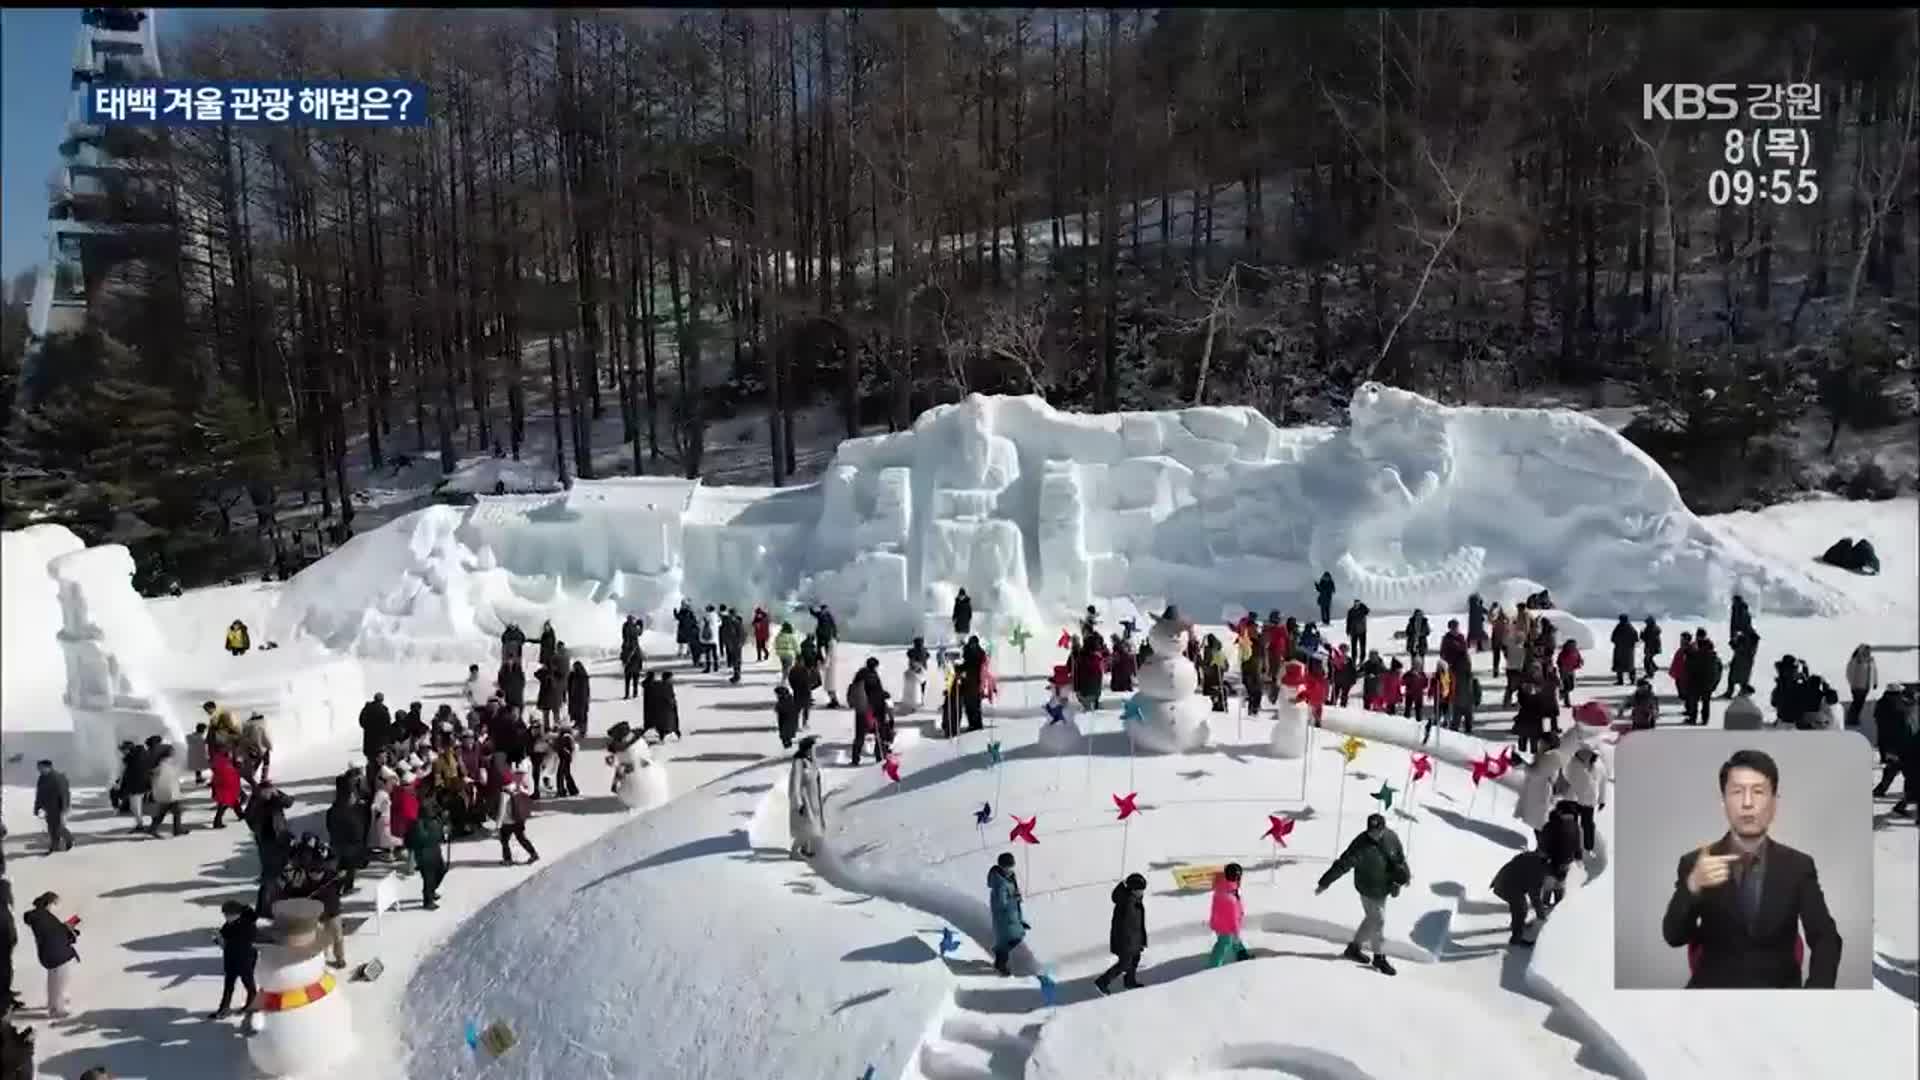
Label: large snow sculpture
xmin=1269 ymin=659 xmax=1311 ymax=758
xmin=50 ymin=545 xmax=187 ymax=781
xmin=248 ymin=898 xmax=356 ymax=1077
xmin=266 ymin=389 xmax=1847 ymax=659
xmin=1124 ymin=607 xmax=1211 ymax=754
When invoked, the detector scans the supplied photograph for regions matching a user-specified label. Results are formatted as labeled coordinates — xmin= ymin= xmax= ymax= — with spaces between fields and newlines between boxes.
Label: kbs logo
xmin=1643 ymin=83 xmax=1740 ymax=122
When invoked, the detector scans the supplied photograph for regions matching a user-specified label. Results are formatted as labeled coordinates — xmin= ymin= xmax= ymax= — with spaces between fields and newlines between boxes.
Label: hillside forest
xmin=1 ymin=9 xmax=1915 ymax=591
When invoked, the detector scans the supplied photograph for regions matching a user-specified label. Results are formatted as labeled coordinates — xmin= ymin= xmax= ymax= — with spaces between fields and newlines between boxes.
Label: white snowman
xmin=246 ymin=898 xmax=355 ymax=1077
xmin=1036 ymin=680 xmax=1084 ymax=753
xmin=1268 ymin=658 xmax=1312 ymax=758
xmin=1124 ymin=606 xmax=1211 ymax=753
xmin=607 ymin=726 xmax=671 ymax=811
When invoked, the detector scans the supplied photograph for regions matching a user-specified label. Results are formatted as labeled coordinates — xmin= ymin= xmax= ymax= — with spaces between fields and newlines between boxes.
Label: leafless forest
xmin=2 ymin=9 xmax=1916 ymax=589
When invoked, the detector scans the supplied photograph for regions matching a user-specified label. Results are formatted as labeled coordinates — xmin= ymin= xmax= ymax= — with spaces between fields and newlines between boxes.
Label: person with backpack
xmin=1207 ymin=863 xmax=1250 ymax=968
xmin=1316 ymin=813 xmax=1412 ymax=976
xmin=1094 ymin=874 xmax=1148 ymax=994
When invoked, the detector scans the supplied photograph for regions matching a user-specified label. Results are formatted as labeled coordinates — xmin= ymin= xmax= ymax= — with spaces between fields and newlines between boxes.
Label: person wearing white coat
xmin=1558 ymin=745 xmax=1608 ymax=854
xmin=1845 ymin=644 xmax=1878 ymax=729
xmin=144 ymin=745 xmax=188 ymax=837
xmin=788 ymin=737 xmax=826 ymax=859
xmin=463 ymin=664 xmax=487 ymax=711
xmin=1513 ymin=738 xmax=1567 ymax=848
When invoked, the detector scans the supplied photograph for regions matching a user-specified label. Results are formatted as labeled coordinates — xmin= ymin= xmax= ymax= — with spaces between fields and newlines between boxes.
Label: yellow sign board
xmin=1170 ymin=864 xmax=1225 ymax=891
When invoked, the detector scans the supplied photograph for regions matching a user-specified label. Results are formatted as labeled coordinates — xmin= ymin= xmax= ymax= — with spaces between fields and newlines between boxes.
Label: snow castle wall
xmin=49 ymin=545 xmax=189 ymax=781
xmin=2 ymin=524 xmax=85 ymax=729
xmin=269 ymin=387 xmax=1844 ymax=658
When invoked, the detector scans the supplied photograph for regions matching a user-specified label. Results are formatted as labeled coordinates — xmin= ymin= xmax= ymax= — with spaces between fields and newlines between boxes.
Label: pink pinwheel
xmin=1262 ymin=814 xmax=1295 ymax=847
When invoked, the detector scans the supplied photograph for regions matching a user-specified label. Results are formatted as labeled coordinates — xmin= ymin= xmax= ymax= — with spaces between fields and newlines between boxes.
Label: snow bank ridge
xmin=273 ymin=388 xmax=1843 ymax=657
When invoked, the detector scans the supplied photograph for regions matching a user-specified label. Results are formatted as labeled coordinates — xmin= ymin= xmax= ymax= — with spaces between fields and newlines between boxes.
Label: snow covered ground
xmin=2 ymin=392 xmax=1914 ymax=1080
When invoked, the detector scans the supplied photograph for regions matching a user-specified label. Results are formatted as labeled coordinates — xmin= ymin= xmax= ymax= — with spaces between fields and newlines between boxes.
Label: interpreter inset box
xmin=1612 ymin=730 xmax=1874 ymax=990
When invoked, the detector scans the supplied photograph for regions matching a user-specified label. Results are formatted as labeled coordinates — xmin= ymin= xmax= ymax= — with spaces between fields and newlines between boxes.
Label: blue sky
xmin=1 ymin=8 xmax=275 ymax=279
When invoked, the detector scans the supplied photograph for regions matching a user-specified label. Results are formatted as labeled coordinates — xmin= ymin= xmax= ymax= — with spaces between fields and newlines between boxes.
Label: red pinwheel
xmin=1009 ymin=816 xmax=1039 ymax=845
xmin=1263 ymin=814 xmax=1295 ymax=847
xmin=1469 ymin=754 xmax=1492 ymax=786
xmin=1113 ymin=792 xmax=1141 ymax=821
xmin=1410 ymin=753 xmax=1434 ymax=782
xmin=1057 ymin=629 xmax=1073 ymax=649
xmin=882 ymin=754 xmax=901 ymax=783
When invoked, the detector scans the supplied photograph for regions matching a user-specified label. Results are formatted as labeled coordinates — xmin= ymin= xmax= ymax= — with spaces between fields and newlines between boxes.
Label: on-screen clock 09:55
xmin=1708 ymin=168 xmax=1819 ymax=207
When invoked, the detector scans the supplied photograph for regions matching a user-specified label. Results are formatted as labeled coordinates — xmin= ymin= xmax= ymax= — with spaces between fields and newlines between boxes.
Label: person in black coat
xmin=21 ymin=893 xmax=78 ymax=1018
xmin=501 ymin=622 xmax=526 ymax=664
xmin=117 ymin=742 xmax=154 ymax=830
xmin=325 ymin=774 xmax=371 ymax=897
xmin=1725 ymin=628 xmax=1761 ymax=701
xmin=245 ymin=785 xmax=293 ymax=917
xmin=952 ymin=589 xmax=973 ymax=638
xmin=959 ymin=637 xmax=989 ymax=732
xmin=498 ymin=660 xmax=527 ymax=714
xmin=1682 ymin=640 xmax=1725 ymax=725
xmin=1403 ymin=609 xmax=1430 ymax=662
xmin=31 ymin=761 xmax=73 ymax=854
xmin=1610 ymin=615 xmax=1639 ymax=685
xmin=1639 ymin=617 xmax=1663 ymax=678
xmin=1490 ymin=849 xmax=1558 ymax=946
xmin=1729 ymin=594 xmax=1753 ymax=642
xmin=774 ymin=685 xmax=804 ymax=750
xmin=1093 ymin=873 xmax=1148 ymax=994
xmin=566 ymin=662 xmax=592 ymax=737
xmin=1660 ymin=749 xmax=1841 ymax=988
xmin=358 ymin=693 xmax=393 ymax=760
xmin=1344 ymin=601 xmax=1371 ymax=660
xmin=1872 ymin=685 xmax=1917 ymax=809
xmin=1466 ymin=593 xmax=1488 ymax=651
xmin=211 ymin=900 xmax=259 ymax=1020
xmin=657 ymin=672 xmax=682 ymax=739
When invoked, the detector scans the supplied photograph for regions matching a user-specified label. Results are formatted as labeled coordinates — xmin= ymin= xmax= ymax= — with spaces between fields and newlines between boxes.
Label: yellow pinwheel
xmin=1338 ymin=734 xmax=1367 ymax=764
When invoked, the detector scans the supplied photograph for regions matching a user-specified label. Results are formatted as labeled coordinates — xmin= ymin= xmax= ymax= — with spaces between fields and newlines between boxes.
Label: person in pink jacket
xmin=1207 ymin=863 xmax=1250 ymax=967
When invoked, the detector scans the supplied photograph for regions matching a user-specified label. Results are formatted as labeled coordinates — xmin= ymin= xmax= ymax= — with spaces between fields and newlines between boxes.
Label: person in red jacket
xmin=209 ymin=747 xmax=245 ymax=829
xmin=1263 ymin=614 xmax=1289 ymax=674
xmin=751 ymin=607 xmax=772 ymax=662
xmin=1303 ymin=659 xmax=1330 ymax=726
xmin=1669 ymin=631 xmax=1694 ymax=700
xmin=1378 ymin=659 xmax=1405 ymax=715
xmin=1555 ymin=639 xmax=1584 ymax=706
xmin=1403 ymin=662 xmax=1430 ymax=727
xmin=388 ymin=772 xmax=421 ymax=858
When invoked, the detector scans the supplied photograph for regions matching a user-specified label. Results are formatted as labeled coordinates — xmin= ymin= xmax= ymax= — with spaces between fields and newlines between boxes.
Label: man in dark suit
xmin=1661 ymin=748 xmax=1842 ymax=988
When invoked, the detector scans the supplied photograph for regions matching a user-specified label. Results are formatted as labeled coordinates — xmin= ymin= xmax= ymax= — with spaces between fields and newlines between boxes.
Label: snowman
xmin=1036 ymin=674 xmax=1084 ymax=753
xmin=1269 ymin=659 xmax=1312 ymax=758
xmin=246 ymin=897 xmax=355 ymax=1077
xmin=1124 ymin=606 xmax=1211 ymax=753
xmin=605 ymin=723 xmax=670 ymax=811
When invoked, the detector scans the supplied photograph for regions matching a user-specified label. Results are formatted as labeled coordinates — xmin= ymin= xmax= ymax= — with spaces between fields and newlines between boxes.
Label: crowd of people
xmin=4 ymin=570 xmax=1916 ymax=1073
